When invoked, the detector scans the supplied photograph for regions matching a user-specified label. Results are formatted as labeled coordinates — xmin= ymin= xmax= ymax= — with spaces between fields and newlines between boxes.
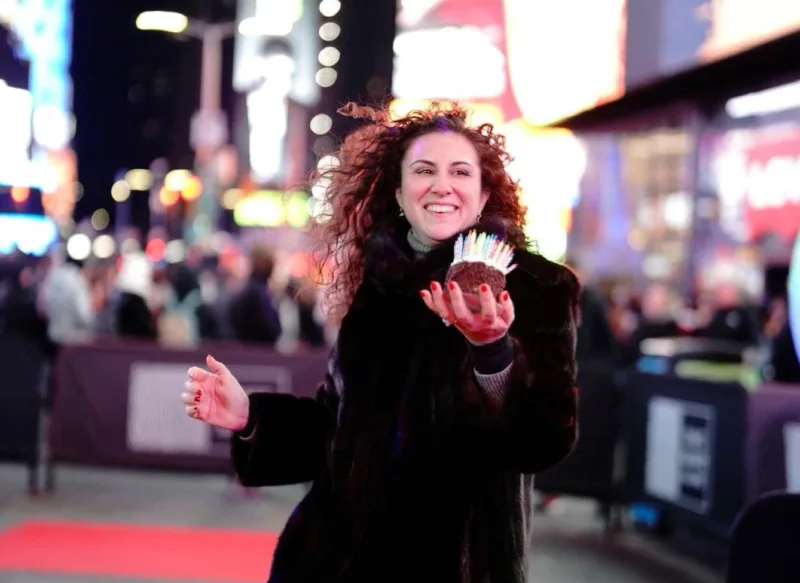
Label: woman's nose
xmin=432 ymin=176 xmax=453 ymax=194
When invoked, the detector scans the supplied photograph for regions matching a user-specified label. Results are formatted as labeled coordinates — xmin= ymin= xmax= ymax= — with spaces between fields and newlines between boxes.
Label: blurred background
xmin=0 ymin=1 xmax=799 ymax=582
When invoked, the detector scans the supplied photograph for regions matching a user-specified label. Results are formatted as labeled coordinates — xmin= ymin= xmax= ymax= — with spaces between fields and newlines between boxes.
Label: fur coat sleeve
xmin=464 ymin=251 xmax=580 ymax=475
xmin=230 ymin=352 xmax=341 ymax=487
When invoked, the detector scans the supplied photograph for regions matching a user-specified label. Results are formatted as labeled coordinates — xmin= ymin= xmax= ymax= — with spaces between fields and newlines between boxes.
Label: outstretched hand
xmin=420 ymin=281 xmax=515 ymax=345
xmin=181 ymin=355 xmax=250 ymax=432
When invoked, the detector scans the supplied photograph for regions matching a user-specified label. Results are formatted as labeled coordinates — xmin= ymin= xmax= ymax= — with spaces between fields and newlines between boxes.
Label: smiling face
xmin=397 ymin=131 xmax=489 ymax=247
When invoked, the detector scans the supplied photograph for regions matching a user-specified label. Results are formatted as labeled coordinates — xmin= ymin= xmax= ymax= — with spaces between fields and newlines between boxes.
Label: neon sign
xmin=14 ymin=0 xmax=73 ymax=149
xmin=3 ymin=0 xmax=74 ymax=192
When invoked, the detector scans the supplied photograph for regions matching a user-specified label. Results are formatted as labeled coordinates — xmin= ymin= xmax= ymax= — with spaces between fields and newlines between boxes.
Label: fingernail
xmin=501 ymin=291 xmax=509 ymax=302
xmin=448 ymin=282 xmax=456 ymax=291
xmin=431 ymin=281 xmax=439 ymax=291
xmin=480 ymin=284 xmax=489 ymax=293
xmin=419 ymin=290 xmax=426 ymax=298
xmin=194 ymin=395 xmax=200 ymax=402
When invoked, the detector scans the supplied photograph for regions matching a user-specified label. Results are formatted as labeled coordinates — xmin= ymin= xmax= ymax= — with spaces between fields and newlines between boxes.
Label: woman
xmin=181 ymin=103 xmax=580 ymax=582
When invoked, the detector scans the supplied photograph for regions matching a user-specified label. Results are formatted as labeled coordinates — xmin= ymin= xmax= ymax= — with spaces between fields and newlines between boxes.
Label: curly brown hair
xmin=311 ymin=102 xmax=528 ymax=321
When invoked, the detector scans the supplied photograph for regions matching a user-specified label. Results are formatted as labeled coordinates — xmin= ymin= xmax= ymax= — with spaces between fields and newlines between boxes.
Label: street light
xmin=135 ymin=11 xmax=188 ymax=34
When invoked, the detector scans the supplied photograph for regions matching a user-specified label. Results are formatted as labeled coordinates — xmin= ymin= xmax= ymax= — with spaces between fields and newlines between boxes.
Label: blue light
xmin=0 ymin=213 xmax=59 ymax=256
xmin=4 ymin=0 xmax=74 ymax=188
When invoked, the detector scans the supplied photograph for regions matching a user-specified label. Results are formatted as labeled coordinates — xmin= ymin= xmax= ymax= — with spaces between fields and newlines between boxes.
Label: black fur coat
xmin=232 ymin=221 xmax=581 ymax=583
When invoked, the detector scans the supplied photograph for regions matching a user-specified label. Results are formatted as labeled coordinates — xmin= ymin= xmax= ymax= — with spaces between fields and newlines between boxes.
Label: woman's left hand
xmin=420 ymin=281 xmax=515 ymax=345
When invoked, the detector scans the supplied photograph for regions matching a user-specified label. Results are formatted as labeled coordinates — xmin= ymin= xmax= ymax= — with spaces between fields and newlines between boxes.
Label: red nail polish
xmin=194 ymin=395 xmax=200 ymax=402
xmin=419 ymin=290 xmax=426 ymax=298
xmin=448 ymin=282 xmax=456 ymax=291
xmin=480 ymin=284 xmax=489 ymax=293
xmin=501 ymin=291 xmax=509 ymax=302
xmin=431 ymin=281 xmax=439 ymax=290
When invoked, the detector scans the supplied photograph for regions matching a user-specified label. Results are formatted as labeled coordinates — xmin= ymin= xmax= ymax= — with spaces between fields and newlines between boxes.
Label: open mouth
xmin=424 ymin=204 xmax=458 ymax=215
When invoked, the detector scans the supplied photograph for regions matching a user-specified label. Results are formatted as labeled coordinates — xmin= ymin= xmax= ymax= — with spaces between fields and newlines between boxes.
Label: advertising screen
xmin=712 ymin=125 xmax=800 ymax=244
xmin=232 ymin=0 xmax=317 ymax=189
xmin=0 ymin=19 xmax=34 ymax=188
xmin=1 ymin=0 xmax=73 ymax=188
xmin=391 ymin=0 xmax=625 ymax=259
xmin=629 ymin=0 xmax=800 ymax=88
xmin=694 ymin=0 xmax=800 ymax=64
xmin=393 ymin=0 xmax=626 ymax=126
xmin=233 ymin=0 xmax=318 ymax=106
xmin=0 ymin=0 xmax=72 ymax=255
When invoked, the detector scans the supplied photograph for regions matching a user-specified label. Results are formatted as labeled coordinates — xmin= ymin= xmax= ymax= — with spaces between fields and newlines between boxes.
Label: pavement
xmin=0 ymin=463 xmax=724 ymax=583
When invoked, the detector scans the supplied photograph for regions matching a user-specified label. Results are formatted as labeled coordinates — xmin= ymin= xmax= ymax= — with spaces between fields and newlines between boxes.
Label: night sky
xmin=69 ymin=0 xmax=395 ymax=229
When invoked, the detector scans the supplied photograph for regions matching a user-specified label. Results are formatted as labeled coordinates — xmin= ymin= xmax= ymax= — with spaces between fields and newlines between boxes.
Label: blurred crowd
xmin=0 ymin=242 xmax=335 ymax=356
xmin=0 ymin=246 xmax=797 ymax=385
xmin=573 ymin=264 xmax=800 ymax=384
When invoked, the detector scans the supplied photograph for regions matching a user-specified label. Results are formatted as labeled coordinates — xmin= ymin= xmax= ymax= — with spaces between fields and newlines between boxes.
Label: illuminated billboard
xmin=391 ymin=0 xmax=606 ymax=259
xmin=232 ymin=0 xmax=317 ymax=188
xmin=712 ymin=126 xmax=800 ymax=244
xmin=0 ymin=0 xmax=76 ymax=236
xmin=630 ymin=0 xmax=800 ymax=88
xmin=393 ymin=0 xmax=626 ymax=126
xmin=696 ymin=0 xmax=800 ymax=64
xmin=233 ymin=0 xmax=318 ymax=106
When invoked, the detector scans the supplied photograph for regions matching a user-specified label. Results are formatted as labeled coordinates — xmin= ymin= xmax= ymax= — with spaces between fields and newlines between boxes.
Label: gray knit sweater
xmin=406 ymin=229 xmax=513 ymax=404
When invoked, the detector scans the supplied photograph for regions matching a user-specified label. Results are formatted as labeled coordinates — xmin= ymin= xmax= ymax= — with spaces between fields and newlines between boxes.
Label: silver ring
xmin=442 ymin=318 xmax=451 ymax=327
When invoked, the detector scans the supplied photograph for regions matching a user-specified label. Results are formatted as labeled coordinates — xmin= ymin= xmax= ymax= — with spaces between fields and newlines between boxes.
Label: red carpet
xmin=0 ymin=520 xmax=279 ymax=582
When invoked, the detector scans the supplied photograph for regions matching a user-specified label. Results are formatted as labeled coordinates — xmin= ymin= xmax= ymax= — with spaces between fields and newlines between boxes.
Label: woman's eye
xmin=454 ymin=170 xmax=470 ymax=176
xmin=415 ymin=168 xmax=433 ymax=175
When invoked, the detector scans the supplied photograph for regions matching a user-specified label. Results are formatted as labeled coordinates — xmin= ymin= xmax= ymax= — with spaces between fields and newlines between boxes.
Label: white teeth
xmin=425 ymin=204 xmax=457 ymax=213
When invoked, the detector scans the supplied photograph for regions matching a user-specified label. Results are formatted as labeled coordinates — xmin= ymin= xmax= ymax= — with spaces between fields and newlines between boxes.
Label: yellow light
xmin=159 ymin=187 xmax=180 ymax=207
xmin=285 ymin=192 xmax=310 ymax=227
xmin=233 ymin=190 xmax=312 ymax=227
xmin=135 ymin=11 xmax=189 ymax=34
xmin=111 ymin=180 xmax=130 ymax=202
xmin=181 ymin=176 xmax=203 ymax=201
xmin=10 ymin=186 xmax=29 ymax=203
xmin=125 ymin=169 xmax=153 ymax=191
xmin=164 ymin=169 xmax=191 ymax=191
xmin=91 ymin=208 xmax=110 ymax=231
xmin=221 ymin=188 xmax=242 ymax=210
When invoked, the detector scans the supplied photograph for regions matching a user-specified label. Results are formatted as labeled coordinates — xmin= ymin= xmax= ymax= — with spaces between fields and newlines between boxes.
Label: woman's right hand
xmin=182 ymin=355 xmax=250 ymax=431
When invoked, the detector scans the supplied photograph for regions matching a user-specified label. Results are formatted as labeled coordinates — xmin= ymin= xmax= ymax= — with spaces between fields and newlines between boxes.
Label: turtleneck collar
xmin=406 ymin=228 xmax=436 ymax=256
xmin=364 ymin=218 xmax=516 ymax=294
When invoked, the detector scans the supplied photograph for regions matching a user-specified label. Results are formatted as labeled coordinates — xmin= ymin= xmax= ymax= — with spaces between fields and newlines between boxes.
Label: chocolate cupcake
xmin=445 ymin=230 xmax=516 ymax=295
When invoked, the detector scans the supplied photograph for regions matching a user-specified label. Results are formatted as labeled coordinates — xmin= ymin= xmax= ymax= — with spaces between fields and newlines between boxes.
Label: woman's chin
xmin=419 ymin=225 xmax=464 ymax=245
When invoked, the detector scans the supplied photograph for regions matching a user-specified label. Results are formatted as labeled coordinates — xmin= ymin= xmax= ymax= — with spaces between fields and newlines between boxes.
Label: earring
xmin=476 ymin=212 xmax=482 ymax=222
xmin=399 ymin=208 xmax=405 ymax=217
